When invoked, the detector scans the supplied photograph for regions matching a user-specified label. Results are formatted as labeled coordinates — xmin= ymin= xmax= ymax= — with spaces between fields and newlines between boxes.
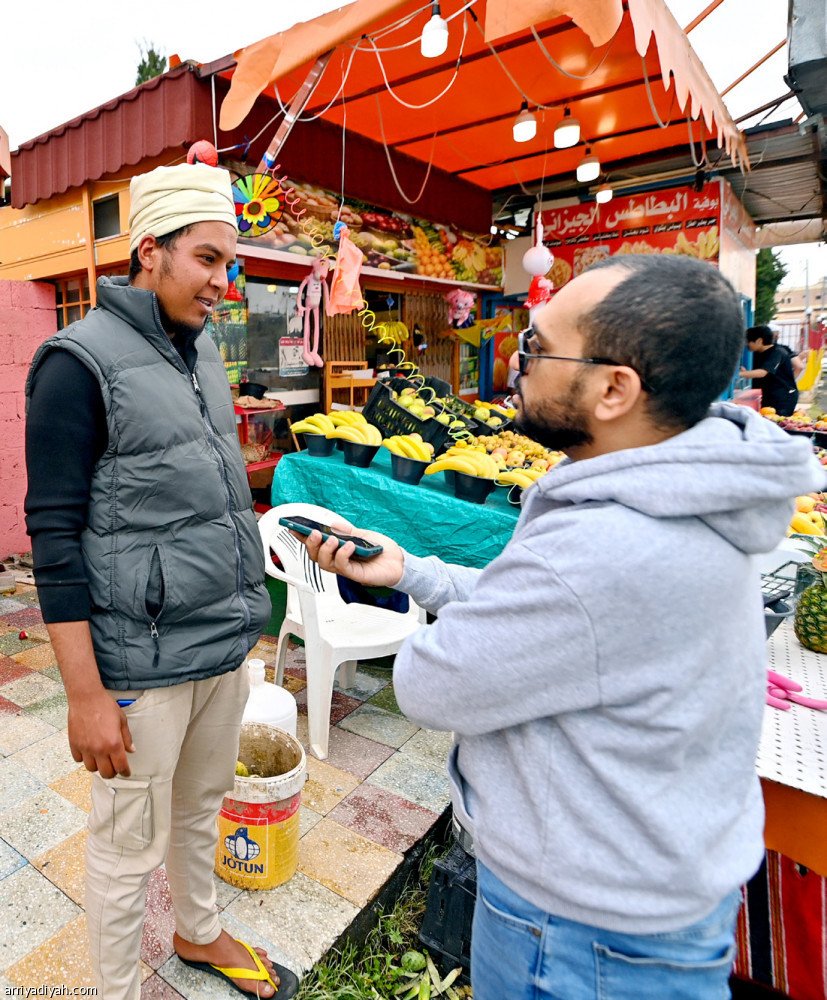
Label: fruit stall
xmin=272 ymin=378 xmax=563 ymax=567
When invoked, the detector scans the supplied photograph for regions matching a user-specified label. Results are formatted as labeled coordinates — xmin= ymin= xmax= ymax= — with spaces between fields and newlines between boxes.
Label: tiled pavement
xmin=0 ymin=578 xmax=452 ymax=996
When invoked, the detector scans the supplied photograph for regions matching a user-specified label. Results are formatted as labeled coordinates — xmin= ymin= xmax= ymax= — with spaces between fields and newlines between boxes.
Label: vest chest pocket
xmin=106 ymin=776 xmax=154 ymax=850
xmin=145 ymin=546 xmax=166 ymax=621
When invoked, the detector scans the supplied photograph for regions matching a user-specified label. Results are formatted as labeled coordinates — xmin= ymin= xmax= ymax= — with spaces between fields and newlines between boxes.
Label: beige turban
xmin=128 ymin=163 xmax=236 ymax=253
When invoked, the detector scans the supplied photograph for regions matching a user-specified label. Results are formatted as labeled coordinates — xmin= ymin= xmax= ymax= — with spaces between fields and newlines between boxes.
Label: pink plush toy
xmin=295 ymin=257 xmax=330 ymax=367
xmin=445 ymin=288 xmax=475 ymax=329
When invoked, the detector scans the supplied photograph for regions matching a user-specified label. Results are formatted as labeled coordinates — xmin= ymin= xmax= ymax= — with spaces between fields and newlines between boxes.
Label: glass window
xmin=65 ymin=279 xmax=81 ymax=304
xmin=93 ymin=196 xmax=121 ymax=240
xmin=245 ymin=279 xmax=320 ymax=391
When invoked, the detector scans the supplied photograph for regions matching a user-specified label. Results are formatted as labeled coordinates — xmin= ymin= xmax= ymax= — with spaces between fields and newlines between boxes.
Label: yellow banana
xmin=382 ymin=436 xmax=406 ymax=456
xmin=519 ymin=468 xmax=546 ymax=481
xmin=362 ymin=423 xmax=382 ymax=446
xmin=400 ymin=435 xmax=430 ymax=461
xmin=425 ymin=457 xmax=480 ymax=477
xmin=450 ymin=449 xmax=497 ymax=478
xmin=327 ymin=426 xmax=366 ymax=444
xmin=790 ymin=511 xmax=825 ymax=536
xmin=329 ymin=413 xmax=354 ymax=427
xmin=290 ymin=420 xmax=325 ymax=435
xmin=496 ymin=471 xmax=533 ymax=489
xmin=305 ymin=413 xmax=335 ymax=434
xmin=341 ymin=411 xmax=368 ymax=425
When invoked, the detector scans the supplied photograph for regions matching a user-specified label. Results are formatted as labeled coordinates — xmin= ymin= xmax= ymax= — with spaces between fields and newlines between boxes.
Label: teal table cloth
xmin=270 ymin=447 xmax=519 ymax=569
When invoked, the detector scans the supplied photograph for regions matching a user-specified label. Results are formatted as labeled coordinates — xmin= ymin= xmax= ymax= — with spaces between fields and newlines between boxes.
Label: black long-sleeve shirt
xmin=25 ymin=332 xmax=197 ymax=623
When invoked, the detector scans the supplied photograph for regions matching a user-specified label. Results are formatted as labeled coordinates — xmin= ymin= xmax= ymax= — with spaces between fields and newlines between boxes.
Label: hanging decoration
xmin=445 ymin=288 xmax=476 ymax=329
xmin=232 ymin=173 xmax=286 ymax=237
xmin=186 ymin=140 xmax=220 ymax=167
xmin=326 ymin=224 xmax=365 ymax=317
xmin=523 ymin=213 xmax=555 ymax=321
xmin=295 ymin=257 xmax=330 ymax=367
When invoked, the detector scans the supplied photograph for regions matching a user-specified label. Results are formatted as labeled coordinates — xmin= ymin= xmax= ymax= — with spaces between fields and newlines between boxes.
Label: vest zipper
xmin=189 ymin=368 xmax=253 ymax=656
xmin=149 ymin=620 xmax=160 ymax=670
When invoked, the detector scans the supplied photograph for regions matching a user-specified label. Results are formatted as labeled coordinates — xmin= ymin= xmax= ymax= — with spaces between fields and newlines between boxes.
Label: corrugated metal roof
xmin=10 ymin=66 xmax=212 ymax=209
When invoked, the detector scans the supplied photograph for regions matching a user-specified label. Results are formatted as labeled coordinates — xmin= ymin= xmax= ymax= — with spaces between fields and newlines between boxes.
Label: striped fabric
xmin=734 ymin=851 xmax=827 ymax=999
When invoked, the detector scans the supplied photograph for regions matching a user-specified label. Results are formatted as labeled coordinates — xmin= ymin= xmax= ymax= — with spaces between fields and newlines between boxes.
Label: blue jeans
xmin=471 ymin=862 xmax=740 ymax=1000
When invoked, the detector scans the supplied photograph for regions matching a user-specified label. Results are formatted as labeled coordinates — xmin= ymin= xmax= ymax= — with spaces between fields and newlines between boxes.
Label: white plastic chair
xmin=259 ymin=503 xmax=424 ymax=760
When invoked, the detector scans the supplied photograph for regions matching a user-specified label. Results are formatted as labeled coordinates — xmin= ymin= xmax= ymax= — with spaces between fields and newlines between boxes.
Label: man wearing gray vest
xmin=25 ymin=163 xmax=297 ymax=999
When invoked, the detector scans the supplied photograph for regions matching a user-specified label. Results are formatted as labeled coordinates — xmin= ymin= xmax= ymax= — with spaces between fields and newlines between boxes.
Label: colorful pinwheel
xmin=232 ymin=173 xmax=285 ymax=237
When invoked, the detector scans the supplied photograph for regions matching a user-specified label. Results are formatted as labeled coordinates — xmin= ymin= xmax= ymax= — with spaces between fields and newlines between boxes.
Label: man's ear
xmin=592 ymin=367 xmax=645 ymax=423
xmin=136 ymin=234 xmax=161 ymax=274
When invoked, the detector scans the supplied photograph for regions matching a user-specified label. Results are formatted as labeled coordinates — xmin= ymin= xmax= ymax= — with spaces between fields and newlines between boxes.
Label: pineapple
xmin=793 ymin=542 xmax=827 ymax=652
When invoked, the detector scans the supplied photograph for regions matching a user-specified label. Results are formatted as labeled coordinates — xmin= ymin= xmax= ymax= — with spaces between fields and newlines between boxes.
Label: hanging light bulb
xmin=596 ymin=183 xmax=613 ymax=204
xmin=512 ymin=101 xmax=537 ymax=143
xmin=554 ymin=107 xmax=580 ymax=149
xmin=421 ymin=2 xmax=449 ymax=58
xmin=576 ymin=147 xmax=600 ymax=183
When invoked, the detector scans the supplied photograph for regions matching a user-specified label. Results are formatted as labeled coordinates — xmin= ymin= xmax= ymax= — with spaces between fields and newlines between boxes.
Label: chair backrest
xmin=259 ymin=503 xmax=344 ymax=606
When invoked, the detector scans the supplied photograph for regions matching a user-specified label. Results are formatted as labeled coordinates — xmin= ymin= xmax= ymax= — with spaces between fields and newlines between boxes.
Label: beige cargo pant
xmin=85 ymin=667 xmax=249 ymax=1000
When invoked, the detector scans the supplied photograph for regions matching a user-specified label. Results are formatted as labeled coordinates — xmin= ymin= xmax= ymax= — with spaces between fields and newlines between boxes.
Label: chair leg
xmin=305 ymin=645 xmax=338 ymax=761
xmin=338 ymin=659 xmax=358 ymax=691
xmin=274 ymin=622 xmax=292 ymax=686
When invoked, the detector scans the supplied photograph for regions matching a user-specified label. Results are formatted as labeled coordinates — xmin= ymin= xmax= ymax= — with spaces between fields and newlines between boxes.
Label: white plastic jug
xmin=242 ymin=658 xmax=297 ymax=736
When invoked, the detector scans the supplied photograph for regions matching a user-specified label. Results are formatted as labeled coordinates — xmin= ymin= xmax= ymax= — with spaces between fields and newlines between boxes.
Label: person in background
xmin=25 ymin=162 xmax=297 ymax=1000
xmin=740 ymin=324 xmax=800 ymax=414
xmin=296 ymin=255 xmax=822 ymax=1000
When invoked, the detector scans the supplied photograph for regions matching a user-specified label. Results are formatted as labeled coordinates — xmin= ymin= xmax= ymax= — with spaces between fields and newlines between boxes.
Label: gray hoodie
xmin=393 ymin=403 xmax=824 ymax=933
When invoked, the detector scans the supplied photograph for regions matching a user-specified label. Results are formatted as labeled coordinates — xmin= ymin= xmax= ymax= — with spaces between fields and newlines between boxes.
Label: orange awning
xmin=219 ymin=0 xmax=747 ymax=200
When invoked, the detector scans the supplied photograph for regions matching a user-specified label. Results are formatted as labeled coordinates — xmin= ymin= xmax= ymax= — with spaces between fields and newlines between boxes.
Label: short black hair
xmin=128 ymin=225 xmax=195 ymax=281
xmin=578 ymin=255 xmax=745 ymax=430
xmin=746 ymin=325 xmax=774 ymax=346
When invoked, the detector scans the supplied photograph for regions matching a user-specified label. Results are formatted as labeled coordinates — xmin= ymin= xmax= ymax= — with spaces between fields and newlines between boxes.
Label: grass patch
xmin=296 ymin=835 xmax=471 ymax=1000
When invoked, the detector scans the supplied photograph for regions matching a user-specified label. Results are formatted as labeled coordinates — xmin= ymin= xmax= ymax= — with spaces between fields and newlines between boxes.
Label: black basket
xmin=419 ymin=843 xmax=476 ymax=978
xmin=362 ymin=382 xmax=452 ymax=454
xmin=341 ymin=440 xmax=380 ymax=468
xmin=390 ymin=451 xmax=429 ymax=485
xmin=453 ymin=471 xmax=495 ymax=505
xmin=303 ymin=433 xmax=336 ymax=457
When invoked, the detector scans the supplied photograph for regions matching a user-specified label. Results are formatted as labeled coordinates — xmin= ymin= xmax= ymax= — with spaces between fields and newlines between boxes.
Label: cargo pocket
xmin=594 ymin=941 xmax=735 ymax=1000
xmin=107 ymin=776 xmax=154 ymax=851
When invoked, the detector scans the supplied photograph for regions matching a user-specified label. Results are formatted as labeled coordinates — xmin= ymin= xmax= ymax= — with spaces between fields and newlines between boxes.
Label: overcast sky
xmin=1 ymin=0 xmax=822 ymax=283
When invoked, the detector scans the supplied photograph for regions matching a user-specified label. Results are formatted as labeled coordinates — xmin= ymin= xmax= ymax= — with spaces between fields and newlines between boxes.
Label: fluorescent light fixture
xmin=512 ymin=101 xmax=537 ymax=143
xmin=554 ymin=107 xmax=580 ymax=149
xmin=596 ymin=184 xmax=613 ymax=204
xmin=576 ymin=147 xmax=600 ymax=183
xmin=490 ymin=225 xmax=499 ymax=234
xmin=421 ymin=2 xmax=449 ymax=58
xmin=505 ymin=232 xmax=518 ymax=240
xmin=288 ymin=286 xmax=300 ymax=293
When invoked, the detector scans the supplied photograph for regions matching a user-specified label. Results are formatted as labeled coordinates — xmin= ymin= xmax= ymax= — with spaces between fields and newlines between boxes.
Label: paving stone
xmin=368 ymin=683 xmax=403 ymax=716
xmin=31 ymin=828 xmax=88 ymax=906
xmin=222 ymin=871 xmax=357 ymax=973
xmin=0 ymin=599 xmax=25 ymax=616
xmin=294 ymin=687 xmax=362 ymax=724
xmin=337 ymin=702 xmax=419 ymax=748
xmin=0 ymin=635 xmax=45 ymax=657
xmin=299 ymin=805 xmax=324 ymax=838
xmin=399 ymin=727 xmax=455 ymax=770
xmin=0 ymin=758 xmax=46 ymax=816
xmin=1 ymin=607 xmax=45 ymax=629
xmin=10 ymin=730 xmax=80 ymax=784
xmin=11 ymin=642 xmax=58 ymax=671
xmin=297 ymin=817 xmax=403 ymax=908
xmin=50 ymin=767 xmax=93 ymax=814
xmin=5 ymin=915 xmax=94 ymax=990
xmin=303 ymin=757 xmax=360 ymax=815
xmin=0 ymin=712 xmax=58 ymax=757
xmin=0 ymin=865 xmax=81 ymax=971
xmin=328 ymin=783 xmax=439 ymax=854
xmin=0 ymin=837 xmax=27 ymax=880
xmin=0 ymin=786 xmax=87 ymax=860
xmin=141 ymin=974 xmax=186 ymax=999
xmin=25 ymin=690 xmax=69 ymax=730
xmin=334 ymin=664 xmax=390 ymax=701
xmin=141 ymin=868 xmax=175 ymax=970
xmin=0 ymin=671 xmax=62 ymax=708
xmin=0 ymin=695 xmax=21 ymax=716
xmin=367 ymin=752 xmax=452 ymax=814
xmin=309 ymin=725 xmax=395 ymax=781
xmin=0 ymin=656 xmax=35 ymax=686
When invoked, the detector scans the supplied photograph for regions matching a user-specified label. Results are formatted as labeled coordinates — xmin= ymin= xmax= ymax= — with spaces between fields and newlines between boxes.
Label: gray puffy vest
xmin=26 ymin=276 xmax=271 ymax=689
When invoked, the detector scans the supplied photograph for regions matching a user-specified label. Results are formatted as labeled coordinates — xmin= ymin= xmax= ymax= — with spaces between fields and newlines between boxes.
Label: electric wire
xmin=374 ymin=93 xmax=438 ymax=204
xmin=530 ymin=24 xmax=617 ymax=80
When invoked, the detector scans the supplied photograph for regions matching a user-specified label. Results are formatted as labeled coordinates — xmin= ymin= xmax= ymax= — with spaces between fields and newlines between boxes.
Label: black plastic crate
xmin=419 ymin=843 xmax=477 ymax=976
xmin=362 ymin=381 xmax=452 ymax=454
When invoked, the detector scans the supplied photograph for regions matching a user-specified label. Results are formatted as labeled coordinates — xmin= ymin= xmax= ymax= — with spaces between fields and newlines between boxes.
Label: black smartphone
xmin=278 ymin=516 xmax=384 ymax=559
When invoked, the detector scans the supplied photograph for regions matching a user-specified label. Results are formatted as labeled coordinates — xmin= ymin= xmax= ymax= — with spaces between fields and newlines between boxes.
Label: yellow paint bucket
xmin=215 ymin=723 xmax=306 ymax=890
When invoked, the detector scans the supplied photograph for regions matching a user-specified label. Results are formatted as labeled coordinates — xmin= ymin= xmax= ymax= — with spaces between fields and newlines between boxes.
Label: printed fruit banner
xmin=537 ymin=181 xmax=722 ymax=288
xmin=237 ymin=176 xmax=503 ymax=287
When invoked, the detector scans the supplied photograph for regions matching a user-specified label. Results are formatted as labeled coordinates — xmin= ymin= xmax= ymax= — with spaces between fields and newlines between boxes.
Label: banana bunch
xmin=327 ymin=413 xmax=383 ymax=446
xmin=383 ymin=434 xmax=432 ymax=462
xmin=425 ymin=448 xmax=499 ymax=479
xmin=382 ymin=320 xmax=410 ymax=345
xmin=496 ymin=467 xmax=546 ymax=490
xmin=290 ymin=412 xmax=336 ymax=436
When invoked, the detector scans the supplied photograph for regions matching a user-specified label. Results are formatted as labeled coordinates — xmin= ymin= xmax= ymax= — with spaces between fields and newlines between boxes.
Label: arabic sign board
xmin=537 ymin=182 xmax=722 ymax=290
xmin=236 ymin=176 xmax=504 ymax=287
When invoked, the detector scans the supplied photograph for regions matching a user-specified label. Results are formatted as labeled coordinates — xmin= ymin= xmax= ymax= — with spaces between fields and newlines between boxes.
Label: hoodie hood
xmin=533 ymin=402 xmax=825 ymax=554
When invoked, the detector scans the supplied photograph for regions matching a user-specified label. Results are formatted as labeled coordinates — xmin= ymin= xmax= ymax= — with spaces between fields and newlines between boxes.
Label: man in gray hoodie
xmin=300 ymin=254 xmax=823 ymax=1000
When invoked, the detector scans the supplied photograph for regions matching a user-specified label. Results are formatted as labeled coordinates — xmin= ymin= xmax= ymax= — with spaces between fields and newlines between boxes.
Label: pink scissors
xmin=766 ymin=669 xmax=827 ymax=711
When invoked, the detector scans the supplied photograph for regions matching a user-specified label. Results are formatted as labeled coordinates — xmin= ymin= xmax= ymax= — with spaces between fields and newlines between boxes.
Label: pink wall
xmin=0 ymin=280 xmax=56 ymax=559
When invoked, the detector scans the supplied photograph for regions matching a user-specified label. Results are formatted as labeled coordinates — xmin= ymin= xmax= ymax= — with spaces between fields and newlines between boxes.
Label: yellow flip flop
xmin=178 ymin=938 xmax=299 ymax=997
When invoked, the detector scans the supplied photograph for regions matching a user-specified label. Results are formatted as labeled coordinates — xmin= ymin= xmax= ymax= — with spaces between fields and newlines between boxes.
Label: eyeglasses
xmin=516 ymin=330 xmax=653 ymax=392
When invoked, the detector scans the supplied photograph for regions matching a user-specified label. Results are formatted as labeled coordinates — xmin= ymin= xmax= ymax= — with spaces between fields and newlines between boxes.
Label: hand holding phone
xmin=278 ymin=516 xmax=384 ymax=559
xmin=281 ymin=513 xmax=406 ymax=588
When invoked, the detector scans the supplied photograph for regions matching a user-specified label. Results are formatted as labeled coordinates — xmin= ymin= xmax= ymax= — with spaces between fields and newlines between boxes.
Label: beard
xmin=158 ymin=303 xmax=207 ymax=342
xmin=513 ymin=374 xmax=594 ymax=451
